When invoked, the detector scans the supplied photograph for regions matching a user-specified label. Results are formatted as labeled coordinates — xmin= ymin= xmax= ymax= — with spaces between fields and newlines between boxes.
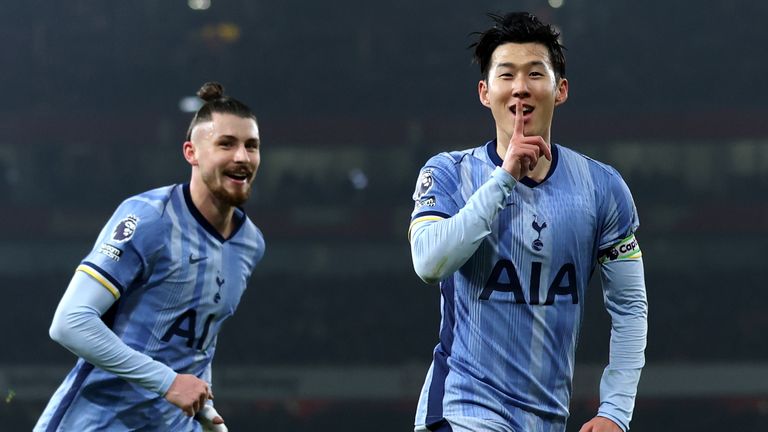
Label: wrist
xmin=491 ymin=167 xmax=517 ymax=193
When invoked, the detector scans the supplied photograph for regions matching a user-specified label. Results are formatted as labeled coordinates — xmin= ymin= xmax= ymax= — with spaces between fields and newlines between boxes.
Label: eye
xmin=530 ymin=71 xmax=544 ymax=78
xmin=499 ymin=73 xmax=513 ymax=78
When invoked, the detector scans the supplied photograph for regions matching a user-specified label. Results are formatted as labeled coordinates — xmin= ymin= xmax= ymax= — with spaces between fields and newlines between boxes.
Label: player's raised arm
xmin=409 ymin=161 xmax=517 ymax=284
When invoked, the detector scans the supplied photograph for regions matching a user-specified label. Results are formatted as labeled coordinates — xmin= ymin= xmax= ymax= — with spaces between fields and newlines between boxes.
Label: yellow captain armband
xmin=407 ymin=215 xmax=445 ymax=242
xmin=599 ymin=233 xmax=642 ymax=264
xmin=76 ymin=264 xmax=121 ymax=300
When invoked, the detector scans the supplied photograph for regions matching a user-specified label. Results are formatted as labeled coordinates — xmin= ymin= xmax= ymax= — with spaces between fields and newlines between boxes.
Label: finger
xmin=184 ymin=406 xmax=195 ymax=417
xmin=213 ymin=416 xmax=224 ymax=425
xmin=517 ymin=154 xmax=536 ymax=173
xmin=514 ymin=99 xmax=524 ymax=137
xmin=519 ymin=136 xmax=552 ymax=161
xmin=539 ymin=140 xmax=552 ymax=161
xmin=518 ymin=145 xmax=540 ymax=166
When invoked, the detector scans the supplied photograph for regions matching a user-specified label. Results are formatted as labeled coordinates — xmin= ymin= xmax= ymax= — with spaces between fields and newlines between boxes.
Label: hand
xmin=196 ymin=404 xmax=228 ymax=432
xmin=579 ymin=416 xmax=622 ymax=432
xmin=164 ymin=374 xmax=212 ymax=417
xmin=501 ymin=100 xmax=552 ymax=180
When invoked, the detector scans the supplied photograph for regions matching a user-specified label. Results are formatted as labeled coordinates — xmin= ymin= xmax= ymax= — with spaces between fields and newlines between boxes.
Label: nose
xmin=233 ymin=144 xmax=250 ymax=163
xmin=512 ymin=75 xmax=531 ymax=99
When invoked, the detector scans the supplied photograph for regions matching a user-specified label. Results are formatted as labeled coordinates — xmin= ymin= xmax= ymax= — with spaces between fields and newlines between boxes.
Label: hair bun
xmin=197 ymin=82 xmax=225 ymax=102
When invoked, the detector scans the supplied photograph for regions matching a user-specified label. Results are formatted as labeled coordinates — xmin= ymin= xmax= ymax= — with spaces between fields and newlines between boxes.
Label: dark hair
xmin=471 ymin=12 xmax=566 ymax=81
xmin=185 ymin=82 xmax=257 ymax=141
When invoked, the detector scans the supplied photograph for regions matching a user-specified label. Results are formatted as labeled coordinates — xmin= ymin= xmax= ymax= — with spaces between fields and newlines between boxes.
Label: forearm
xmin=410 ymin=167 xmax=516 ymax=283
xmin=50 ymin=271 xmax=177 ymax=395
xmin=598 ymin=258 xmax=648 ymax=430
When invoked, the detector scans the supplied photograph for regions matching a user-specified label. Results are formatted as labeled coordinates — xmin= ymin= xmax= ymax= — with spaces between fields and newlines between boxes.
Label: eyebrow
xmin=496 ymin=60 xmax=548 ymax=69
xmin=216 ymin=135 xmax=260 ymax=145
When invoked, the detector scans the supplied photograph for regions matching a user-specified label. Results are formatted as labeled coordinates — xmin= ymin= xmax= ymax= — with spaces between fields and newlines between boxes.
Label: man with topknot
xmin=36 ymin=82 xmax=264 ymax=431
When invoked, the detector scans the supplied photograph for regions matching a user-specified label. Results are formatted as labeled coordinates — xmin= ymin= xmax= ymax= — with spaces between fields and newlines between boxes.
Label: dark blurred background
xmin=1 ymin=0 xmax=767 ymax=430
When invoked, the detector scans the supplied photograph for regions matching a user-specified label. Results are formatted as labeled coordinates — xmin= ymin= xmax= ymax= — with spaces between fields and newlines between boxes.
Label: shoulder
xmin=425 ymin=143 xmax=489 ymax=167
xmin=557 ymin=144 xmax=618 ymax=176
xmin=118 ymin=185 xmax=177 ymax=216
xmin=107 ymin=185 xmax=179 ymax=243
xmin=422 ymin=152 xmax=461 ymax=172
xmin=242 ymin=218 xmax=266 ymax=248
xmin=237 ymin=216 xmax=266 ymax=265
xmin=415 ymin=147 xmax=474 ymax=197
xmin=556 ymin=144 xmax=629 ymax=190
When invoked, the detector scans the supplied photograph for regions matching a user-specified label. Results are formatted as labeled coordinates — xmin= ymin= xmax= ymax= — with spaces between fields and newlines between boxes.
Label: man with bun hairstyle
xmin=408 ymin=12 xmax=647 ymax=432
xmin=36 ymin=82 xmax=264 ymax=431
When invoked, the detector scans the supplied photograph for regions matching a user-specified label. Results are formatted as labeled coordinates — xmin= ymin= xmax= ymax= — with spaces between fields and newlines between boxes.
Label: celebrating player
xmin=35 ymin=82 xmax=264 ymax=431
xmin=409 ymin=12 xmax=648 ymax=432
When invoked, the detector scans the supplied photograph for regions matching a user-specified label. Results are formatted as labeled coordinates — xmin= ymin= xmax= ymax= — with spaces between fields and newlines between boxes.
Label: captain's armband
xmin=599 ymin=233 xmax=642 ymax=264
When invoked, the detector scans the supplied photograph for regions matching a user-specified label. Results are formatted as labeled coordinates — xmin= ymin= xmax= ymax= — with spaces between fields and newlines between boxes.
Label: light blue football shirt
xmin=411 ymin=141 xmax=641 ymax=431
xmin=36 ymin=183 xmax=265 ymax=431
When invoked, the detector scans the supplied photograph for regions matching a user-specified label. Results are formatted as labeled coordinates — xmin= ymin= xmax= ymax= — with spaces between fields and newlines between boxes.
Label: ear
xmin=183 ymin=141 xmax=198 ymax=166
xmin=478 ymin=80 xmax=491 ymax=108
xmin=554 ymin=78 xmax=569 ymax=106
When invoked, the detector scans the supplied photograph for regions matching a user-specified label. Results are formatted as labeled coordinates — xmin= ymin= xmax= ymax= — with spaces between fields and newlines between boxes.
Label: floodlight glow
xmin=348 ymin=168 xmax=369 ymax=190
xmin=179 ymin=96 xmax=203 ymax=113
xmin=548 ymin=0 xmax=564 ymax=8
xmin=188 ymin=0 xmax=211 ymax=11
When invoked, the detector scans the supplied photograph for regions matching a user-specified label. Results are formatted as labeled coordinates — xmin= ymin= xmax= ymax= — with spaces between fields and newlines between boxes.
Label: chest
xmin=500 ymin=189 xmax=596 ymax=257
xmin=143 ymin=230 xmax=253 ymax=317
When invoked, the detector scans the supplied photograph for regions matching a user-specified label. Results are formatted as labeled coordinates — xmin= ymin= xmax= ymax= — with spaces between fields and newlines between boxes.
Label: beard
xmin=203 ymin=172 xmax=253 ymax=207
xmin=212 ymin=184 xmax=251 ymax=207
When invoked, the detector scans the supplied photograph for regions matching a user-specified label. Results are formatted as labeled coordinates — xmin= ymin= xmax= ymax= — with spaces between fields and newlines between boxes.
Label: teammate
xmin=35 ymin=82 xmax=265 ymax=431
xmin=409 ymin=12 xmax=648 ymax=432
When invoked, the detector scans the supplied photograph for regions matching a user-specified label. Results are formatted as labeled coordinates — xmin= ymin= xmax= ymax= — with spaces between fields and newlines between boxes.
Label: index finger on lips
xmin=514 ymin=100 xmax=524 ymax=138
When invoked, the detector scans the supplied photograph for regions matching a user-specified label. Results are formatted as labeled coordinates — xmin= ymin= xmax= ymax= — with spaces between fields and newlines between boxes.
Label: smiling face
xmin=184 ymin=112 xmax=260 ymax=208
xmin=478 ymin=42 xmax=568 ymax=145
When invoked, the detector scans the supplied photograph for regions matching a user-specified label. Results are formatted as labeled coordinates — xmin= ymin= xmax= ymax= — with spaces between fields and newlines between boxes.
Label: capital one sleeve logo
xmin=600 ymin=233 xmax=642 ymax=263
xmin=111 ymin=214 xmax=140 ymax=243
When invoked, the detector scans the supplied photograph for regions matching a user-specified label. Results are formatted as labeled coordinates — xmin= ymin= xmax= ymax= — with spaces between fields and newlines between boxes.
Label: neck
xmin=189 ymin=178 xmax=236 ymax=238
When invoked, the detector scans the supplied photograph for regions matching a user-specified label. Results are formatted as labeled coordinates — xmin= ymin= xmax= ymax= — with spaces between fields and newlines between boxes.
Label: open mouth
xmin=224 ymin=171 xmax=252 ymax=182
xmin=510 ymin=104 xmax=534 ymax=116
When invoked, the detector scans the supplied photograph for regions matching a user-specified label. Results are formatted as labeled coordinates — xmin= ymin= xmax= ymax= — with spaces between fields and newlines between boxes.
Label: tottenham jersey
xmin=411 ymin=141 xmax=639 ymax=430
xmin=37 ymin=183 xmax=265 ymax=431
